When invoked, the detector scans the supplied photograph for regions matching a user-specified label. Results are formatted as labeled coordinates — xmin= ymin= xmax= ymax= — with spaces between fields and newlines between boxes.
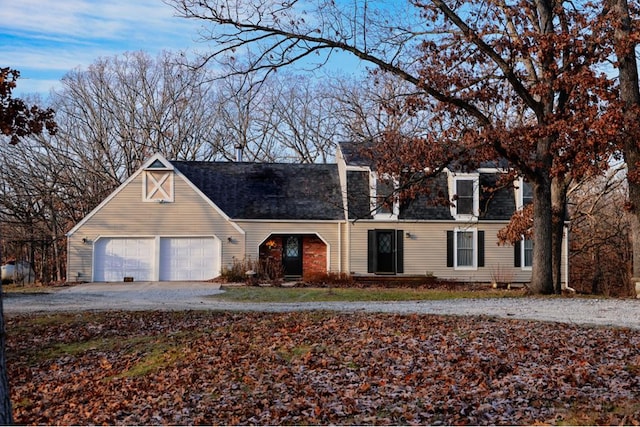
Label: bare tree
xmin=0 ymin=52 xmax=230 ymax=283
xmin=212 ymin=70 xmax=345 ymax=162
xmin=260 ymin=73 xmax=341 ymax=163
xmin=330 ymin=73 xmax=432 ymax=142
xmin=210 ymin=72 xmax=283 ymax=162
xmin=568 ymin=166 xmax=633 ymax=296
xmin=51 ymin=51 xmax=222 ymax=188
xmin=0 ymin=139 xmax=69 ymax=283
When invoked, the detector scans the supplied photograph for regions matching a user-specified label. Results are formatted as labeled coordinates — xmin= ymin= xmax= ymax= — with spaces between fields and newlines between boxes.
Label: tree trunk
xmin=530 ymin=175 xmax=555 ymax=294
xmin=609 ymin=0 xmax=640 ymax=294
xmin=551 ymin=175 xmax=570 ymax=294
xmin=0 ymin=244 xmax=13 ymax=424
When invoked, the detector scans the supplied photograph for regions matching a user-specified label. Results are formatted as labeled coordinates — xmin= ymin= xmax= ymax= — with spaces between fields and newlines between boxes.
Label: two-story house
xmin=66 ymin=143 xmax=569 ymax=285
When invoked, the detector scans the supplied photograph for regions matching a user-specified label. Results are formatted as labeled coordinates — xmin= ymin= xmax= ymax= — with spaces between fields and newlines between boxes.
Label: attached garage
xmin=93 ymin=236 xmax=220 ymax=282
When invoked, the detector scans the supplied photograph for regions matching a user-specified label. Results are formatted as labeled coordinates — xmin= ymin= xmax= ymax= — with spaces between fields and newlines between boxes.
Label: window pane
xmin=456 ymin=180 xmax=474 ymax=215
xmin=457 ymin=231 xmax=474 ymax=266
xmin=378 ymin=233 xmax=392 ymax=254
xmin=522 ymin=182 xmax=533 ymax=206
xmin=457 ymin=180 xmax=473 ymax=197
xmin=285 ymin=237 xmax=299 ymax=257
xmin=524 ymin=239 xmax=533 ymax=267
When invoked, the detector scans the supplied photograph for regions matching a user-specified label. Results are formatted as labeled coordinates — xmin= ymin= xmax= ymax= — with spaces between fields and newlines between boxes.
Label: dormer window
xmin=447 ymin=172 xmax=479 ymax=220
xmin=142 ymin=156 xmax=174 ymax=203
xmin=371 ymin=172 xmax=399 ymax=220
xmin=456 ymin=179 xmax=474 ymax=215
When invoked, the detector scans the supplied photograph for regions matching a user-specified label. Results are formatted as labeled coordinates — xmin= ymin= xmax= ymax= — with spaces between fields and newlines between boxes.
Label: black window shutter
xmin=367 ymin=230 xmax=376 ymax=273
xmin=396 ymin=230 xmax=404 ymax=273
xmin=477 ymin=231 xmax=485 ymax=267
xmin=514 ymin=240 xmax=521 ymax=267
xmin=447 ymin=230 xmax=454 ymax=267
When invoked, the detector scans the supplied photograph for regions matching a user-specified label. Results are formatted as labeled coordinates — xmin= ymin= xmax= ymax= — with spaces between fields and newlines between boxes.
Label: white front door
xmin=94 ymin=238 xmax=155 ymax=282
xmin=159 ymin=237 xmax=219 ymax=281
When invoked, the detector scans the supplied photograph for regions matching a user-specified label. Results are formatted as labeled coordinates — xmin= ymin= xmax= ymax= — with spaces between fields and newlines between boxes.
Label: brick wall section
xmin=302 ymin=235 xmax=327 ymax=276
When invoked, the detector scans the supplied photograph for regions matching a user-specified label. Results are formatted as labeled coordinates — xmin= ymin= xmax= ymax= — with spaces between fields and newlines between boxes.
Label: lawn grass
xmin=212 ymin=285 xmax=524 ymax=302
xmin=1 ymin=283 xmax=52 ymax=294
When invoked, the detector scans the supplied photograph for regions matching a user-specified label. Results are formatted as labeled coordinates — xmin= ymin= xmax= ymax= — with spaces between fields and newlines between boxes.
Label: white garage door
xmin=94 ymin=238 xmax=155 ymax=282
xmin=159 ymin=237 xmax=219 ymax=281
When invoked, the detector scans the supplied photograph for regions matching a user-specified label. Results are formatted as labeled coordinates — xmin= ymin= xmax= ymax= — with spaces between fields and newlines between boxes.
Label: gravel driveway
xmin=4 ymin=282 xmax=640 ymax=330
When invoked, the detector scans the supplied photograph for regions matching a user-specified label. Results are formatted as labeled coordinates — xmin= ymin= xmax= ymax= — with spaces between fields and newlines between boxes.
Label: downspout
xmin=66 ymin=234 xmax=70 ymax=283
xmin=337 ymin=222 xmax=342 ymax=273
xmin=562 ymin=223 xmax=575 ymax=292
xmin=347 ymin=221 xmax=352 ymax=275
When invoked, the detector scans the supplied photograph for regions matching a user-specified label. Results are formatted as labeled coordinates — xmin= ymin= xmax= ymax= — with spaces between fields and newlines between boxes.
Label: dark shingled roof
xmin=171 ymin=161 xmax=345 ymax=220
xmin=339 ymin=141 xmax=375 ymax=167
xmin=400 ymin=173 xmax=454 ymax=220
xmin=479 ymin=173 xmax=516 ymax=220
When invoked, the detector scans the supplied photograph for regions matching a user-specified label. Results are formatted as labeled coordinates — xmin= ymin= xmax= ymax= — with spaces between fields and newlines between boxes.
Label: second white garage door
xmin=159 ymin=237 xmax=219 ymax=281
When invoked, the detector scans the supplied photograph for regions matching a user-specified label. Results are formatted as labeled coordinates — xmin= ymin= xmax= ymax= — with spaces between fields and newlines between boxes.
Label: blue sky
xmin=2 ymin=0 xmax=206 ymax=98
xmin=3 ymin=0 xmax=369 ymax=100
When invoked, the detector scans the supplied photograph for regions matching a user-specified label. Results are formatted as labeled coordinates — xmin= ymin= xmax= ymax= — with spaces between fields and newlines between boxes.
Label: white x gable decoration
xmin=148 ymin=172 xmax=170 ymax=199
xmin=144 ymin=170 xmax=174 ymax=202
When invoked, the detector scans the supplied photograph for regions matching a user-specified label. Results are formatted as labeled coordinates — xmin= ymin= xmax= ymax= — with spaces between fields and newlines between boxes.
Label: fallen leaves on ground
xmin=6 ymin=311 xmax=640 ymax=425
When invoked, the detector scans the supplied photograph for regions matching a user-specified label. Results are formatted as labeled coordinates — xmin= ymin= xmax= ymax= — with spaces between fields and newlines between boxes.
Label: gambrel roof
xmin=339 ymin=142 xmax=516 ymax=221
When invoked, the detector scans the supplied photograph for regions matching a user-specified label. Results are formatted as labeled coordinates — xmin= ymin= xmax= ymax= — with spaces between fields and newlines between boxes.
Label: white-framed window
xmin=370 ymin=171 xmax=399 ymax=220
xmin=514 ymin=177 xmax=533 ymax=210
xmin=447 ymin=172 xmax=480 ymax=220
xmin=456 ymin=229 xmax=475 ymax=268
xmin=454 ymin=227 xmax=477 ymax=270
xmin=447 ymin=227 xmax=485 ymax=270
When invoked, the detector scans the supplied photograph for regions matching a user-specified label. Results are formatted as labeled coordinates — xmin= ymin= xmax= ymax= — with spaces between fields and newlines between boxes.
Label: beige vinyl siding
xmin=235 ymin=221 xmax=343 ymax=273
xmin=348 ymin=221 xmax=550 ymax=284
xmin=67 ymin=172 xmax=245 ymax=280
xmin=67 ymin=236 xmax=95 ymax=282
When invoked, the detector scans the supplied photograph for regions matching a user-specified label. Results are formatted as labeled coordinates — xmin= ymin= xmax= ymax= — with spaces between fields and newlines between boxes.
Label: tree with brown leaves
xmin=0 ymin=68 xmax=56 ymax=145
xmin=167 ymin=0 xmax=620 ymax=294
